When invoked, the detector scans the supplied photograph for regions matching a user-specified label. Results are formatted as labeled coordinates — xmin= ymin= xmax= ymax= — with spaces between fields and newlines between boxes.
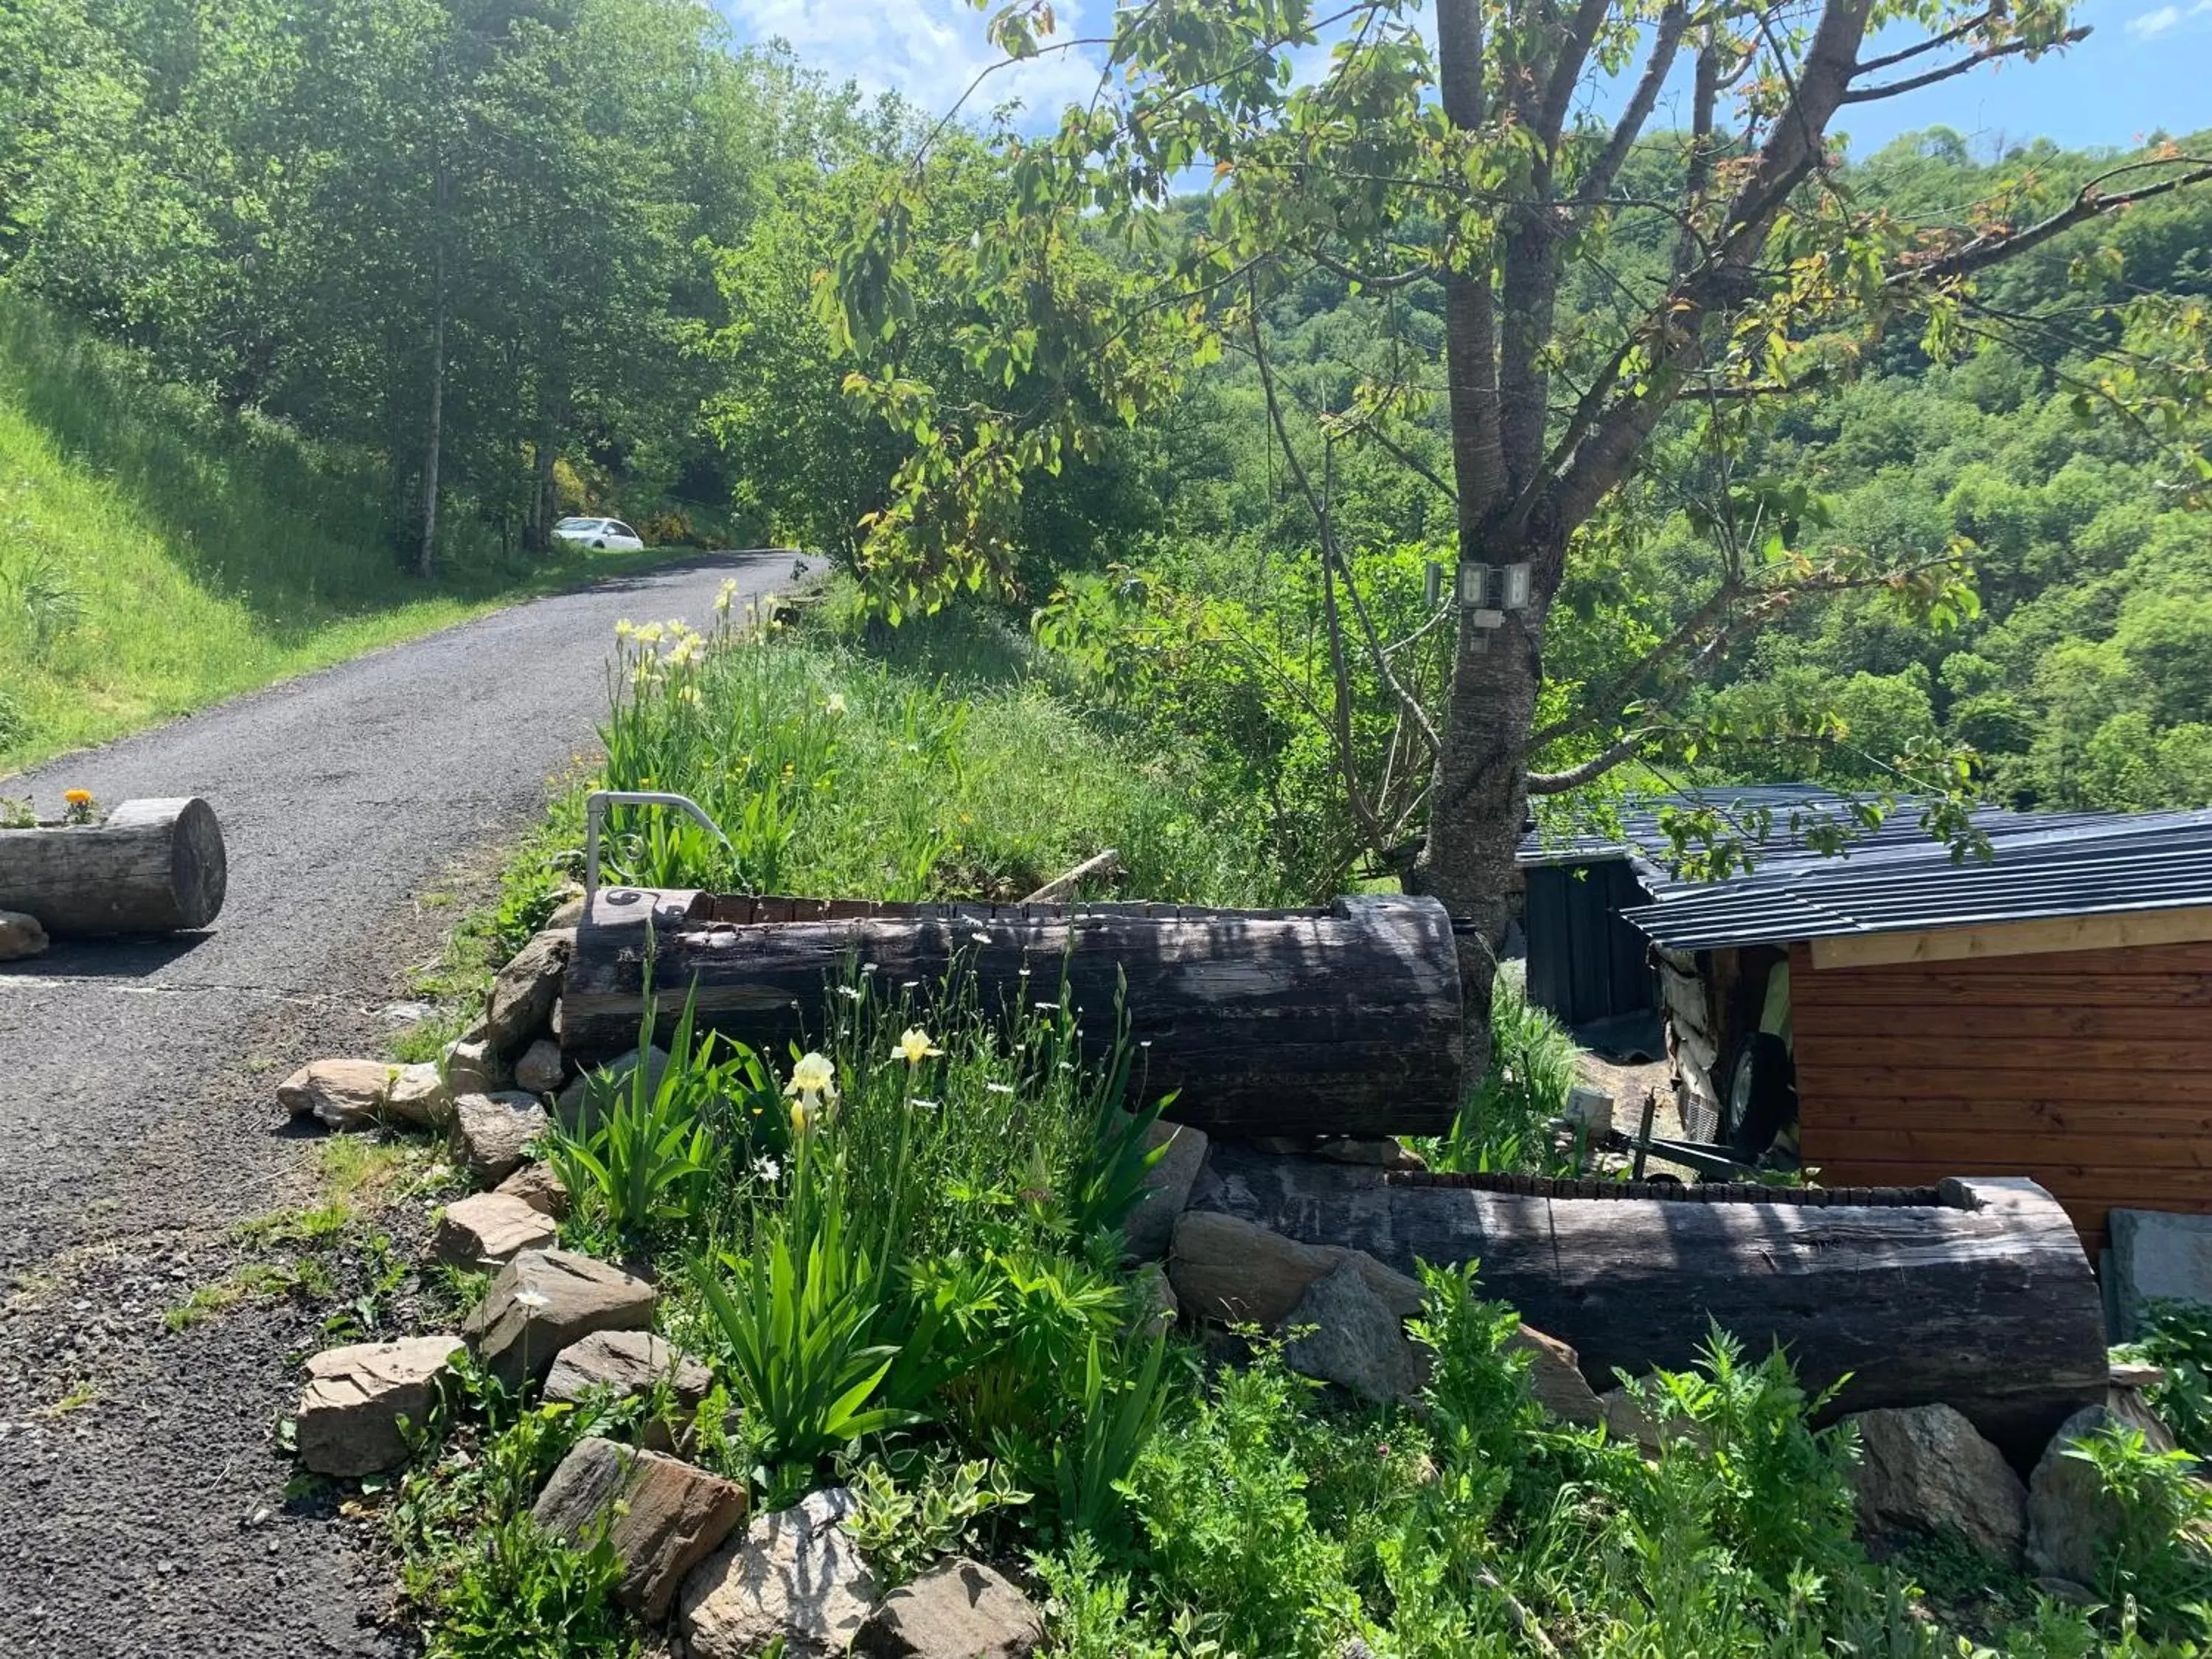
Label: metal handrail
xmin=583 ymin=790 xmax=734 ymax=908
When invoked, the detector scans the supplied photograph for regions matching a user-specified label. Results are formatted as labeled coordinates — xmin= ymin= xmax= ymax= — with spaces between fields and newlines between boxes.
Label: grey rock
xmin=681 ymin=1487 xmax=874 ymax=1659
xmin=462 ymin=1249 xmax=656 ymax=1386
xmin=1124 ymin=1119 xmax=1207 ymax=1260
xmin=1168 ymin=1209 xmax=1423 ymax=1328
xmin=433 ymin=1192 xmax=558 ymax=1267
xmin=533 ymin=1437 xmax=748 ymax=1623
xmin=487 ymin=927 xmax=573 ymax=1056
xmin=1127 ymin=1262 xmax=1178 ymax=1340
xmin=294 ymin=1335 xmax=462 ymax=1478
xmin=2108 ymin=1208 xmax=2212 ymax=1340
xmin=0 ymin=910 xmax=49 ymax=961
xmin=449 ymin=1090 xmax=549 ymax=1185
xmin=855 ymin=1557 xmax=1043 ymax=1658
xmin=544 ymin=1329 xmax=714 ymax=1413
xmin=442 ymin=1034 xmax=509 ymax=1095
xmin=494 ymin=1160 xmax=571 ymax=1219
xmin=2028 ymin=1401 xmax=2178 ymax=1584
xmin=554 ymin=1044 xmax=671 ymax=1132
xmin=1845 ymin=1404 xmax=2027 ymax=1563
xmin=513 ymin=1037 xmax=566 ymax=1095
xmin=546 ymin=894 xmax=587 ymax=931
xmin=1281 ymin=1256 xmax=1422 ymax=1405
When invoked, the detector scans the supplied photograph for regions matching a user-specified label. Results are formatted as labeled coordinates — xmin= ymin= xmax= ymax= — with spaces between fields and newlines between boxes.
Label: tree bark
xmin=419 ymin=156 xmax=448 ymax=582
xmin=562 ymin=890 xmax=1466 ymax=1135
xmin=1186 ymin=1150 xmax=2107 ymax=1460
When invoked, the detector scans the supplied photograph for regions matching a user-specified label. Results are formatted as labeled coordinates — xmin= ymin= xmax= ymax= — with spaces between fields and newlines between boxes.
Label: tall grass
xmin=0 ymin=296 xmax=614 ymax=775
xmin=591 ymin=596 xmax=1286 ymax=905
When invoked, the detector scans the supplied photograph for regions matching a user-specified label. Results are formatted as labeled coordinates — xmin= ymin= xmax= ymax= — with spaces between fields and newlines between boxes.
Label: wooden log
xmin=0 ymin=798 xmax=227 ymax=935
xmin=563 ymin=888 xmax=1465 ymax=1137
xmin=1185 ymin=1147 xmax=2106 ymax=1459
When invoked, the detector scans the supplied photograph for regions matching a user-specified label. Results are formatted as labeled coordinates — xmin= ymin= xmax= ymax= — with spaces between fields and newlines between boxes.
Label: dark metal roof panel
xmin=1619 ymin=810 xmax=2212 ymax=950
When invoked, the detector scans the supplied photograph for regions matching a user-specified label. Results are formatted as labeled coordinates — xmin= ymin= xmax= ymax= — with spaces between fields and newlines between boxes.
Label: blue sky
xmin=715 ymin=0 xmax=2210 ymax=159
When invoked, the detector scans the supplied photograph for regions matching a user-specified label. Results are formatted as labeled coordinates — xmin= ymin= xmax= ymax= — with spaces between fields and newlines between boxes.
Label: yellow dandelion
xmin=63 ymin=789 xmax=92 ymax=807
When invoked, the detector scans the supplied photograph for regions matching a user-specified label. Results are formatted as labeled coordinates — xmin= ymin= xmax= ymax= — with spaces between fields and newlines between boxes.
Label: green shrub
xmin=2121 ymin=1298 xmax=2212 ymax=1459
xmin=1429 ymin=972 xmax=1582 ymax=1176
xmin=2062 ymin=1423 xmax=2212 ymax=1632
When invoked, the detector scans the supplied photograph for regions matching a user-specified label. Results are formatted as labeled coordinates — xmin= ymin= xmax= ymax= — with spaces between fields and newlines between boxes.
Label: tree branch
xmin=1528 ymin=737 xmax=1644 ymax=794
xmin=1893 ymin=159 xmax=2212 ymax=284
xmin=1842 ymin=29 xmax=2087 ymax=102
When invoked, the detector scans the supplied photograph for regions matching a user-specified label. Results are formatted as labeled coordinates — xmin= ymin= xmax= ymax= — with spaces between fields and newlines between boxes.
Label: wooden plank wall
xmin=1792 ymin=939 xmax=2212 ymax=1260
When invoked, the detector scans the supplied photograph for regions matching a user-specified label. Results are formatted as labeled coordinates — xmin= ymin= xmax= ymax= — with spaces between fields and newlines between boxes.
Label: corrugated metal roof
xmin=1615 ymin=806 xmax=2212 ymax=951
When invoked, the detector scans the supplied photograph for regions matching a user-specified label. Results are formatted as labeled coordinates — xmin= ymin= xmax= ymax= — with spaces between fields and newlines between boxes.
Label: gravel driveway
xmin=0 ymin=552 xmax=810 ymax=1657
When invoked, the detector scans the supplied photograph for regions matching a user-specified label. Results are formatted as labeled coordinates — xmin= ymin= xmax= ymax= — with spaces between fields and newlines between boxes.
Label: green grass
xmin=0 ymin=296 xmax=669 ymax=778
xmin=590 ymin=604 xmax=1287 ymax=906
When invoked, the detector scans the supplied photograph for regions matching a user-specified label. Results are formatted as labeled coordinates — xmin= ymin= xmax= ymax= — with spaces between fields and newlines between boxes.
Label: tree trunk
xmin=1185 ymin=1150 xmax=2107 ymax=1461
xmin=562 ymin=889 xmax=1467 ymax=1136
xmin=528 ymin=404 xmax=557 ymax=553
xmin=0 ymin=799 xmax=229 ymax=935
xmin=418 ymin=167 xmax=447 ymax=582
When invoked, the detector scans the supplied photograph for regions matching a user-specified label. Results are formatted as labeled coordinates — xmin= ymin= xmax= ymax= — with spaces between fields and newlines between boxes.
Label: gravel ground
xmin=0 ymin=552 xmax=812 ymax=1658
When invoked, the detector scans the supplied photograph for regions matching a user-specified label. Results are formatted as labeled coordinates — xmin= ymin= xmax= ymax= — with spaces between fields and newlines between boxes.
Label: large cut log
xmin=563 ymin=888 xmax=1464 ymax=1137
xmin=0 ymin=797 xmax=227 ymax=935
xmin=1186 ymin=1147 xmax=2105 ymax=1458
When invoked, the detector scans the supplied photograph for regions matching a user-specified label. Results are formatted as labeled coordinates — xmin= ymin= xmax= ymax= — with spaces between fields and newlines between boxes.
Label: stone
xmin=555 ymin=1045 xmax=672 ymax=1131
xmin=462 ymin=1249 xmax=656 ymax=1386
xmin=487 ymin=927 xmax=574 ymax=1056
xmin=384 ymin=1062 xmax=451 ymax=1128
xmin=1124 ymin=1119 xmax=1208 ymax=1260
xmin=544 ymin=1329 xmax=714 ymax=1414
xmin=1316 ymin=1136 xmax=1426 ymax=1171
xmin=546 ymin=894 xmax=587 ymax=931
xmin=1128 ymin=1262 xmax=1178 ymax=1340
xmin=434 ymin=1192 xmax=559 ymax=1267
xmin=449 ymin=1090 xmax=549 ymax=1185
xmin=1281 ymin=1256 xmax=1422 ymax=1405
xmin=855 ymin=1557 xmax=1043 ymax=1658
xmin=1843 ymin=1405 xmax=2027 ymax=1563
xmin=1509 ymin=1325 xmax=1603 ymax=1427
xmin=294 ymin=1335 xmax=462 ymax=1478
xmin=277 ymin=1059 xmax=400 ymax=1131
xmin=1168 ymin=1210 xmax=1424 ymax=1328
xmin=1563 ymin=1086 xmax=1613 ymax=1136
xmin=495 ymin=1161 xmax=571 ymax=1219
xmin=443 ymin=1034 xmax=509 ymax=1095
xmin=2111 ymin=1360 xmax=2166 ymax=1391
xmin=513 ymin=1037 xmax=566 ymax=1095
xmin=2028 ymin=1401 xmax=2178 ymax=1585
xmin=0 ymin=910 xmax=49 ymax=961
xmin=532 ymin=1437 xmax=747 ymax=1622
xmin=2107 ymin=1208 xmax=2212 ymax=1339
xmin=681 ymin=1487 xmax=876 ymax=1659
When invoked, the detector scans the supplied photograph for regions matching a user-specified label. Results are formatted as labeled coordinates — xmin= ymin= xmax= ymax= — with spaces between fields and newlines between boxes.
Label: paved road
xmin=0 ymin=552 xmax=809 ymax=1657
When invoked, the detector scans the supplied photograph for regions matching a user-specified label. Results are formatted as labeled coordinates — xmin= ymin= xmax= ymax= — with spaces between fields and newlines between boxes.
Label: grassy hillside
xmin=0 ymin=299 xmax=584 ymax=778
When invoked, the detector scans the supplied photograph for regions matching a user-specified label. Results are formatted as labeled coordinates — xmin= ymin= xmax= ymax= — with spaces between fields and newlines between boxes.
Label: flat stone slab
xmin=533 ymin=1436 xmax=748 ymax=1623
xmin=855 ymin=1557 xmax=1043 ymax=1658
xmin=434 ymin=1191 xmax=558 ymax=1267
xmin=544 ymin=1329 xmax=714 ymax=1412
xmin=449 ymin=1091 xmax=549 ymax=1185
xmin=2108 ymin=1208 xmax=2212 ymax=1339
xmin=295 ymin=1334 xmax=462 ymax=1477
xmin=462 ymin=1249 xmax=655 ymax=1386
xmin=681 ymin=1487 xmax=874 ymax=1659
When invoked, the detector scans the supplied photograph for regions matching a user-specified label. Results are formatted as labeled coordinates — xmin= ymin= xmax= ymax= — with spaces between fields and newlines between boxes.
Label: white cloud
xmin=2127 ymin=5 xmax=2183 ymax=36
xmin=719 ymin=0 xmax=1107 ymax=128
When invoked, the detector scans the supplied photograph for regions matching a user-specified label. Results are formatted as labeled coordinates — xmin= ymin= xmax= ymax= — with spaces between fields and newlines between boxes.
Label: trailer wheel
xmin=1722 ymin=1032 xmax=1796 ymax=1161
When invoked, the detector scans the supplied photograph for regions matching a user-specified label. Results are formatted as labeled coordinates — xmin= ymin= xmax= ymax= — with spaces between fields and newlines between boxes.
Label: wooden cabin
xmin=1620 ymin=807 xmax=2212 ymax=1262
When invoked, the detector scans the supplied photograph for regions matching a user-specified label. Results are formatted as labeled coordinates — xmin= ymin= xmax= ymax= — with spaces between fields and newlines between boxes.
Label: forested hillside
xmin=4 ymin=0 xmax=2208 ymax=890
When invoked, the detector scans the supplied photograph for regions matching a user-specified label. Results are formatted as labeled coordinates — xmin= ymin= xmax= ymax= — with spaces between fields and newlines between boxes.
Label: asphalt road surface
xmin=0 ymin=552 xmax=811 ymax=1658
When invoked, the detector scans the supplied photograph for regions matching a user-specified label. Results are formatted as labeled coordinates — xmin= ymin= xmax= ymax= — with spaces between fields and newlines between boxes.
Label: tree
xmin=827 ymin=0 xmax=2212 ymax=1030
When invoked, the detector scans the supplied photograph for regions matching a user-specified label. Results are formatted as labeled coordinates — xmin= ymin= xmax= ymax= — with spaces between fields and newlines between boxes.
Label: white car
xmin=552 ymin=516 xmax=645 ymax=552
